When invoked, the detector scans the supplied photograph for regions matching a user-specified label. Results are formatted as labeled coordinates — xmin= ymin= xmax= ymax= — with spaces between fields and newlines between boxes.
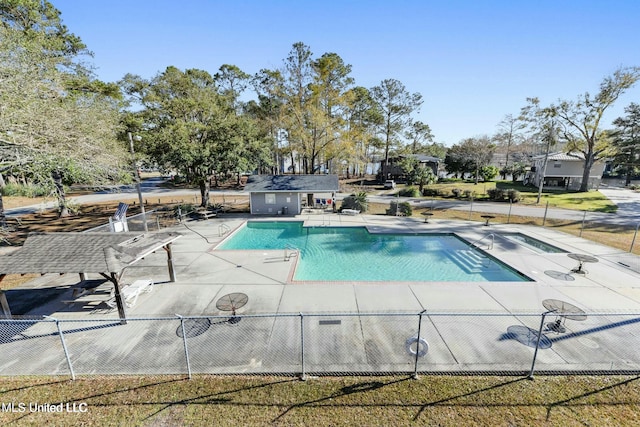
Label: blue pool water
xmin=218 ymin=221 xmax=530 ymax=282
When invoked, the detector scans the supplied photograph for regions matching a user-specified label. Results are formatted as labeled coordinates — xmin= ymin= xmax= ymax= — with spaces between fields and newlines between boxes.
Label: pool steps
xmin=447 ymin=249 xmax=493 ymax=274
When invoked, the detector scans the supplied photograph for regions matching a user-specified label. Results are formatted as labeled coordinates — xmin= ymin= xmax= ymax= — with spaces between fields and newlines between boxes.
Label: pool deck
xmin=4 ymin=213 xmax=640 ymax=375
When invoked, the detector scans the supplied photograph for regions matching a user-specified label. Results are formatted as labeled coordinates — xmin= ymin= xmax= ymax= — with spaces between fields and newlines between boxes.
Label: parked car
xmin=383 ymin=180 xmax=396 ymax=189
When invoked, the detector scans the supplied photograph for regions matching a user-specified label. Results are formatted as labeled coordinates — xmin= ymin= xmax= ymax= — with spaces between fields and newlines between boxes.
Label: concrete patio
xmin=2 ymin=213 xmax=640 ymax=376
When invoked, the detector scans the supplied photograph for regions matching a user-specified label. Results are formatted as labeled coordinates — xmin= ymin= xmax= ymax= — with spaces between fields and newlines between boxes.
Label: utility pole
xmin=128 ymin=132 xmax=148 ymax=232
xmin=536 ymin=121 xmax=555 ymax=204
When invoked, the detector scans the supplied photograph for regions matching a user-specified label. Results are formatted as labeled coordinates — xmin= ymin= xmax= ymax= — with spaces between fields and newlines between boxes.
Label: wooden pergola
xmin=0 ymin=231 xmax=181 ymax=323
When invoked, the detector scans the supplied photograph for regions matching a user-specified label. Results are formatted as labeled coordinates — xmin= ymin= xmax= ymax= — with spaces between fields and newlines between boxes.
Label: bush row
xmin=422 ymin=187 xmax=521 ymax=202
xmin=1 ymin=183 xmax=49 ymax=197
xmin=487 ymin=188 xmax=521 ymax=202
xmin=386 ymin=201 xmax=412 ymax=216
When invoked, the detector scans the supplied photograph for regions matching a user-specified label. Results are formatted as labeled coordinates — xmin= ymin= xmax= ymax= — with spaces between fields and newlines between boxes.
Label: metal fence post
xmin=528 ymin=312 xmax=548 ymax=380
xmin=300 ymin=312 xmax=306 ymax=380
xmin=45 ymin=316 xmax=75 ymax=380
xmin=507 ymin=199 xmax=512 ymax=224
xmin=468 ymin=196 xmax=474 ymax=220
xmin=542 ymin=201 xmax=549 ymax=226
xmin=176 ymin=315 xmax=192 ymax=379
xmin=579 ymin=211 xmax=587 ymax=237
xmin=413 ymin=310 xmax=427 ymax=379
xmin=630 ymin=223 xmax=640 ymax=253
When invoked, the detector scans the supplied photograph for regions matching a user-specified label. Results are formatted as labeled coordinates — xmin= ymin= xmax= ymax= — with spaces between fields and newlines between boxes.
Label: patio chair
xmin=106 ymin=279 xmax=154 ymax=308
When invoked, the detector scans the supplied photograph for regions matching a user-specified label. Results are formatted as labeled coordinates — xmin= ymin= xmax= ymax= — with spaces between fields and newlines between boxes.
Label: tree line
xmin=119 ymin=41 xmax=448 ymax=205
xmin=1 ymin=1 xmax=639 ymax=217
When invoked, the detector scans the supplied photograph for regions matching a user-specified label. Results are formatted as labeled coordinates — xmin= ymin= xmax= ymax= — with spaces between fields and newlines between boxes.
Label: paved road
xmin=5 ymin=178 xmax=640 ymax=226
xmin=370 ymin=186 xmax=640 ymax=226
xmin=4 ymin=178 xmax=231 ymax=216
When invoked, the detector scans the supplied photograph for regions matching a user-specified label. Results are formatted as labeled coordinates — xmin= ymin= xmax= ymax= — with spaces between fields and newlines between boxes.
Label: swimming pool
xmin=218 ymin=221 xmax=530 ymax=282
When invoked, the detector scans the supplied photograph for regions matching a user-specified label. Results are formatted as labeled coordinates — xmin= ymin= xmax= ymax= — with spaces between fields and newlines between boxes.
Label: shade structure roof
xmin=244 ymin=174 xmax=339 ymax=193
xmin=0 ymin=232 xmax=182 ymax=276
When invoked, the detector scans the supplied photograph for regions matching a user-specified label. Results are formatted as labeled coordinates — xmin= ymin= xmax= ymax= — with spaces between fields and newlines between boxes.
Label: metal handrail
xmin=218 ymin=223 xmax=231 ymax=237
xmin=469 ymin=233 xmax=494 ymax=250
xmin=284 ymin=244 xmax=299 ymax=261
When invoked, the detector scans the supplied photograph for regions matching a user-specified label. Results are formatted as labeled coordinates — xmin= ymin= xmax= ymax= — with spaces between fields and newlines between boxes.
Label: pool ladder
xmin=469 ymin=233 xmax=494 ymax=250
xmin=284 ymin=244 xmax=299 ymax=262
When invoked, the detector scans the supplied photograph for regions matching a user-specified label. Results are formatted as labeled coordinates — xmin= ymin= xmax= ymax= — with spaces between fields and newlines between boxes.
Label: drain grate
xmin=319 ymin=320 xmax=341 ymax=325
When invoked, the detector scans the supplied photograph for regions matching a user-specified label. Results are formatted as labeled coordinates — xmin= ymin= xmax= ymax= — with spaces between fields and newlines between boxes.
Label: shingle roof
xmin=534 ymin=152 xmax=586 ymax=161
xmin=0 ymin=232 xmax=181 ymax=275
xmin=244 ymin=175 xmax=340 ymax=192
xmin=412 ymin=154 xmax=440 ymax=163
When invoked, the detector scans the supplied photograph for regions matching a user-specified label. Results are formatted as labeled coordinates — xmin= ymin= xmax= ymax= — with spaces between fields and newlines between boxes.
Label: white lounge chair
xmin=106 ymin=279 xmax=153 ymax=308
xmin=342 ymin=209 xmax=360 ymax=215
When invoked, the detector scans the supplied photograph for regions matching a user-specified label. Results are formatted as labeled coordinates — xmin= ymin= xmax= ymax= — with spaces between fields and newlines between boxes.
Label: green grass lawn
xmin=1 ymin=375 xmax=639 ymax=426
xmin=418 ymin=180 xmax=617 ymax=212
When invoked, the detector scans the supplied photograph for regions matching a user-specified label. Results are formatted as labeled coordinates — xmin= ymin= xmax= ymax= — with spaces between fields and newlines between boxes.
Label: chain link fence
xmin=2 ymin=310 xmax=640 ymax=379
xmin=85 ymin=209 xmax=179 ymax=233
xmin=408 ymin=197 xmax=640 ymax=258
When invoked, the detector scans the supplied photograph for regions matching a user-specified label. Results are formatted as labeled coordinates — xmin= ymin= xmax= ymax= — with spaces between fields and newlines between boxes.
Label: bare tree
xmin=546 ymin=67 xmax=640 ymax=191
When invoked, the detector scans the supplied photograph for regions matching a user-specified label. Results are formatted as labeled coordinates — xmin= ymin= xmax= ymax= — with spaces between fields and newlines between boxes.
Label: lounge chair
xmin=106 ymin=279 xmax=153 ymax=308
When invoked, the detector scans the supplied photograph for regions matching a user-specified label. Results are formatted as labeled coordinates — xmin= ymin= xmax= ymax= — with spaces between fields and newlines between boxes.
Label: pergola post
xmin=164 ymin=244 xmax=177 ymax=282
xmin=102 ymin=272 xmax=127 ymax=324
xmin=0 ymin=274 xmax=11 ymax=318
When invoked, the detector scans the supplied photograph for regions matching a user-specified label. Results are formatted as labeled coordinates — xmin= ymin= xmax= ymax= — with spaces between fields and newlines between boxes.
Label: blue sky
xmin=53 ymin=0 xmax=639 ymax=146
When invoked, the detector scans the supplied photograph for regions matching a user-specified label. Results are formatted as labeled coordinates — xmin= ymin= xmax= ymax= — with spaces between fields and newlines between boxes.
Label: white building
xmin=524 ymin=152 xmax=606 ymax=190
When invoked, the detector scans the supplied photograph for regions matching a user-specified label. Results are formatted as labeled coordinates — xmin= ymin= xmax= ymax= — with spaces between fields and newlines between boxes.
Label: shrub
xmin=463 ymin=189 xmax=476 ymax=199
xmin=451 ymin=188 xmax=462 ymax=198
xmin=480 ymin=165 xmax=500 ymax=182
xmin=487 ymin=188 xmax=506 ymax=201
xmin=1 ymin=183 xmax=49 ymax=198
xmin=340 ymin=191 xmax=369 ymax=213
xmin=423 ymin=188 xmax=446 ymax=197
xmin=386 ymin=201 xmax=412 ymax=216
xmin=398 ymin=186 xmax=420 ymax=197
xmin=486 ymin=188 xmax=521 ymax=202
xmin=173 ymin=203 xmax=196 ymax=219
xmin=507 ymin=189 xmax=521 ymax=202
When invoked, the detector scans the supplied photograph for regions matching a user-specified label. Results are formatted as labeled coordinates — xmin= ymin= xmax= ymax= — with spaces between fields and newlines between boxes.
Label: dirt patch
xmin=2 ymin=196 xmax=250 ymax=246
xmin=0 ymin=195 xmax=250 ymax=290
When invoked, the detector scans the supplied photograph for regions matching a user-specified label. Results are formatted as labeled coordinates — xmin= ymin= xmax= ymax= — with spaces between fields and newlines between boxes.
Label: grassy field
xmin=1 ymin=375 xmax=639 ymax=426
xmin=419 ymin=180 xmax=618 ymax=212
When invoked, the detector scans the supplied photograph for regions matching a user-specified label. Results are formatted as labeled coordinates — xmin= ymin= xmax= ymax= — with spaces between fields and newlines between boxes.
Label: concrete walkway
xmin=2 ymin=214 xmax=640 ymax=376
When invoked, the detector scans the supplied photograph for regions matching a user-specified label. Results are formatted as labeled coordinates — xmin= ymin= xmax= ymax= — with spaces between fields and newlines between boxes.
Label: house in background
xmin=380 ymin=154 xmax=440 ymax=181
xmin=524 ymin=152 xmax=606 ymax=190
xmin=244 ymin=175 xmax=340 ymax=215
